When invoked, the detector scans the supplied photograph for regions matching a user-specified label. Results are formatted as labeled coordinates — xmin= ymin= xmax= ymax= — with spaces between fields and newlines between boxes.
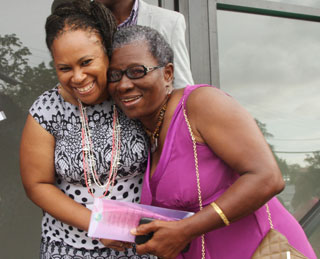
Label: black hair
xmin=112 ymin=25 xmax=174 ymax=66
xmin=45 ymin=0 xmax=117 ymax=57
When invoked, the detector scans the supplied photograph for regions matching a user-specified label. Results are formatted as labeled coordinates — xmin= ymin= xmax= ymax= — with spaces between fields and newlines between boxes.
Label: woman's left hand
xmin=131 ymin=220 xmax=191 ymax=259
xmin=100 ymin=238 xmax=132 ymax=252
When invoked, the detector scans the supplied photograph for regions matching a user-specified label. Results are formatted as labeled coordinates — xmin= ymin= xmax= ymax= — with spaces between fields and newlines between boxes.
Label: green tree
xmin=305 ymin=151 xmax=320 ymax=169
xmin=0 ymin=34 xmax=57 ymax=111
xmin=255 ymin=119 xmax=292 ymax=182
xmin=304 ymin=151 xmax=320 ymax=198
xmin=255 ymin=119 xmax=274 ymax=139
xmin=0 ymin=34 xmax=31 ymax=86
xmin=18 ymin=61 xmax=57 ymax=111
xmin=291 ymin=153 xmax=320 ymax=216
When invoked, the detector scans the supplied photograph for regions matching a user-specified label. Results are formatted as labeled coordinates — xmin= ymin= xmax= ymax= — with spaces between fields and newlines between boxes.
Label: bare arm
xmin=180 ymin=86 xmax=284 ymax=235
xmin=20 ymin=115 xmax=131 ymax=250
xmin=20 ymin=115 xmax=91 ymax=231
xmin=134 ymin=86 xmax=284 ymax=258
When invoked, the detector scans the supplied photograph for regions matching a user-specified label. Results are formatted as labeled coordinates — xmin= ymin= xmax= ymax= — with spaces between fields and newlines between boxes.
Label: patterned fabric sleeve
xmin=29 ymin=87 xmax=62 ymax=135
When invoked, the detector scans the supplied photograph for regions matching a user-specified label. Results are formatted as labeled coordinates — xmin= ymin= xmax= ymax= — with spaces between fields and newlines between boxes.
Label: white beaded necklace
xmin=78 ymin=99 xmax=121 ymax=198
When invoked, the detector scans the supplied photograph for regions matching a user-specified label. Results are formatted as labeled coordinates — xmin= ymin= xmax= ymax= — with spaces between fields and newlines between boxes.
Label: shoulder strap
xmin=182 ymin=95 xmax=206 ymax=259
xmin=182 ymin=84 xmax=211 ymax=110
xmin=265 ymin=203 xmax=274 ymax=229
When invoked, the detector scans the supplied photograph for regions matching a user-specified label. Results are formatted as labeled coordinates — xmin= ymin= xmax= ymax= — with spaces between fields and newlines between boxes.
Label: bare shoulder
xmin=186 ymin=86 xmax=240 ymax=117
xmin=23 ymin=114 xmax=53 ymax=136
xmin=20 ymin=115 xmax=56 ymax=186
xmin=166 ymin=88 xmax=184 ymax=117
xmin=186 ymin=86 xmax=223 ymax=102
xmin=21 ymin=114 xmax=55 ymax=151
xmin=185 ymin=86 xmax=257 ymax=142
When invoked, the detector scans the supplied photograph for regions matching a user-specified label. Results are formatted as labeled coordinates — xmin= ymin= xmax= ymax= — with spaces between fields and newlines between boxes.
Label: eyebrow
xmin=78 ymin=55 xmax=94 ymax=63
xmin=56 ymin=55 xmax=95 ymax=67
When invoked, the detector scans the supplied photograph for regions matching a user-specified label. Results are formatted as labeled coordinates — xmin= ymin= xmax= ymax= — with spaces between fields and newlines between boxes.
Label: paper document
xmin=88 ymin=199 xmax=194 ymax=242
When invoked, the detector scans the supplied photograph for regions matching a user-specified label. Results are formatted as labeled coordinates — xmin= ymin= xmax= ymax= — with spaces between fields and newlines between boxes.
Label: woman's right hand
xmin=100 ymin=238 xmax=133 ymax=252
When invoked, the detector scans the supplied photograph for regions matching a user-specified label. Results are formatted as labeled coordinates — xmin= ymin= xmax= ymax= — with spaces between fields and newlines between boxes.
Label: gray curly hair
xmin=112 ymin=25 xmax=174 ymax=66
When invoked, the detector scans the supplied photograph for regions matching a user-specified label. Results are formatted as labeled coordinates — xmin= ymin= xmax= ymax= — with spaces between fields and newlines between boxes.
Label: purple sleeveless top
xmin=140 ymin=85 xmax=316 ymax=258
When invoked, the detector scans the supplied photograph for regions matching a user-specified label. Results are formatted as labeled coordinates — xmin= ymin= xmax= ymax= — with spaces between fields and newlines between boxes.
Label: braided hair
xmin=45 ymin=0 xmax=117 ymax=57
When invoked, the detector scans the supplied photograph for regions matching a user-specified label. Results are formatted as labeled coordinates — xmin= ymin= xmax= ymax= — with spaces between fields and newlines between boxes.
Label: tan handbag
xmin=182 ymin=96 xmax=308 ymax=259
xmin=252 ymin=204 xmax=308 ymax=259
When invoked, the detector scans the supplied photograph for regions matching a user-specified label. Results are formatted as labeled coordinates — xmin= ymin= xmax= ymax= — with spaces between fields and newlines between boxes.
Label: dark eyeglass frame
xmin=107 ymin=65 xmax=163 ymax=83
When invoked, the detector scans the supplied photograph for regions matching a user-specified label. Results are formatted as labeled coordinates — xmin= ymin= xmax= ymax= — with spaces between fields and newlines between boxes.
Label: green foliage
xmin=18 ymin=61 xmax=57 ymax=111
xmin=305 ymin=151 xmax=320 ymax=169
xmin=255 ymin=119 xmax=274 ymax=139
xmin=291 ymin=153 xmax=320 ymax=215
xmin=255 ymin=119 xmax=320 ymax=216
xmin=0 ymin=34 xmax=58 ymax=112
xmin=0 ymin=33 xmax=31 ymax=83
xmin=256 ymin=118 xmax=299 ymax=184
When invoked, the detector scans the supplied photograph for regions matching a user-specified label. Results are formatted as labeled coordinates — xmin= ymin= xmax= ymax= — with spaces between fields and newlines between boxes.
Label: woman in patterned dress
xmin=20 ymin=1 xmax=152 ymax=258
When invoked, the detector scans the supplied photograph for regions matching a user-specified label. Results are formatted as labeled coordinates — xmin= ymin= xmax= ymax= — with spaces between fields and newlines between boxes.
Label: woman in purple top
xmin=108 ymin=25 xmax=316 ymax=259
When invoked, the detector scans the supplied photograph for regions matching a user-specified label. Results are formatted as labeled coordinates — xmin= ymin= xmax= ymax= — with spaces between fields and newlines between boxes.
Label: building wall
xmin=0 ymin=0 xmax=319 ymax=257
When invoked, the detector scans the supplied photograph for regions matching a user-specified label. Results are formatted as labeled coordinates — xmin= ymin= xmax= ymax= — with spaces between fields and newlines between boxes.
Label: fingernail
xmin=130 ymin=228 xmax=137 ymax=235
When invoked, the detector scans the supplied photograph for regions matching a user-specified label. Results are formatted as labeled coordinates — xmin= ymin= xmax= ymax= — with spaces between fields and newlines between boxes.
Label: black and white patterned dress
xmin=30 ymin=87 xmax=152 ymax=259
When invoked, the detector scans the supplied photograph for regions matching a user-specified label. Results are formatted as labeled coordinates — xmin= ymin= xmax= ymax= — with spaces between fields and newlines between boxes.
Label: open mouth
xmin=121 ymin=96 xmax=142 ymax=103
xmin=75 ymin=81 xmax=95 ymax=94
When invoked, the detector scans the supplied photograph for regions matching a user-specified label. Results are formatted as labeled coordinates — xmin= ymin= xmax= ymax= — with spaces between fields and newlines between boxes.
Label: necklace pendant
xmin=151 ymin=138 xmax=158 ymax=153
xmin=146 ymin=98 xmax=169 ymax=154
xmin=90 ymin=157 xmax=97 ymax=167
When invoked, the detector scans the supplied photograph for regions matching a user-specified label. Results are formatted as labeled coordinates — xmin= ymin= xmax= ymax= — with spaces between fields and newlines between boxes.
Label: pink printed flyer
xmin=88 ymin=199 xmax=194 ymax=242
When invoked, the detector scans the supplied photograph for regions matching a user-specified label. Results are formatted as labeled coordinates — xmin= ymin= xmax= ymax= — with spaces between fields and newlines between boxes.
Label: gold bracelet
xmin=210 ymin=202 xmax=230 ymax=226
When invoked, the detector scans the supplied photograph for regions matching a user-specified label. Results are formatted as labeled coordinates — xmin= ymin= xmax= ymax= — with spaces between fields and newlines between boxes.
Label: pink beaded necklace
xmin=78 ymin=99 xmax=121 ymax=198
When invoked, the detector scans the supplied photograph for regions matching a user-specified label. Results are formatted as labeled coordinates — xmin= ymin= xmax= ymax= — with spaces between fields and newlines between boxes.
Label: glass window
xmin=217 ymin=10 xmax=320 ymax=256
xmin=270 ymin=0 xmax=320 ymax=8
xmin=0 ymin=1 xmax=53 ymax=258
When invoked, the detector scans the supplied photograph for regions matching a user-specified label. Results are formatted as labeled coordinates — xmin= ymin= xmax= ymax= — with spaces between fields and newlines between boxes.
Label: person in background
xmin=20 ymin=1 xmax=153 ymax=258
xmin=51 ymin=0 xmax=194 ymax=89
xmin=107 ymin=25 xmax=317 ymax=259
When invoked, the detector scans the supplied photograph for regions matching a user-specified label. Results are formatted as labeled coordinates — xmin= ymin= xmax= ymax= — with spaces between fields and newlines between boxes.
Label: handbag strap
xmin=182 ymin=97 xmax=206 ymax=259
xmin=182 ymin=92 xmax=276 ymax=258
xmin=265 ymin=203 xmax=274 ymax=229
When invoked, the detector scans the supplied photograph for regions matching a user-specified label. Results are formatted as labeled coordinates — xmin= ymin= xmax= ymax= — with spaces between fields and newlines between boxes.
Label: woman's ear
xmin=163 ymin=63 xmax=174 ymax=83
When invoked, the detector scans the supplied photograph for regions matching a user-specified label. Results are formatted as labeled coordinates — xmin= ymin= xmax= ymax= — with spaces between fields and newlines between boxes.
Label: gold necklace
xmin=144 ymin=95 xmax=170 ymax=153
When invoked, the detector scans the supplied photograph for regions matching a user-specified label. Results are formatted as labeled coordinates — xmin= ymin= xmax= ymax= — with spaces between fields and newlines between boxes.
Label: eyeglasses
xmin=107 ymin=65 xmax=163 ymax=83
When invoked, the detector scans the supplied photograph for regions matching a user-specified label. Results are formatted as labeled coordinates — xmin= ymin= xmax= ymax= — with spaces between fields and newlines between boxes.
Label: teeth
xmin=77 ymin=82 xmax=94 ymax=93
xmin=122 ymin=96 xmax=140 ymax=102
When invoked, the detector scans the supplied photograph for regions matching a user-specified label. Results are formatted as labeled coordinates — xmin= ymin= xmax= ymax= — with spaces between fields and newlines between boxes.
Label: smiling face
xmin=108 ymin=41 xmax=173 ymax=126
xmin=51 ymin=29 xmax=109 ymax=105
